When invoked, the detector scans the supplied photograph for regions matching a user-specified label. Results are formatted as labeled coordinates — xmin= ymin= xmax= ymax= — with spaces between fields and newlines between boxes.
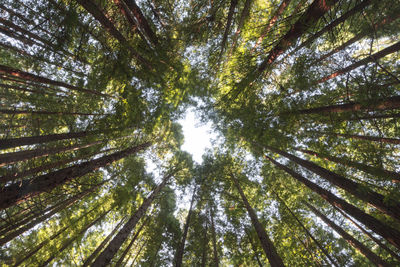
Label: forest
xmin=0 ymin=0 xmax=400 ymax=266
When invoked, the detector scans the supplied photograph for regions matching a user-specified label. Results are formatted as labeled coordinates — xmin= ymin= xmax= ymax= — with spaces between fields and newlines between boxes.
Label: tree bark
xmin=228 ymin=0 xmax=253 ymax=56
xmin=265 ymin=156 xmax=400 ymax=250
xmin=318 ymin=41 xmax=400 ymax=83
xmin=322 ymin=131 xmax=400 ymax=145
xmin=232 ymin=175 xmax=285 ymax=266
xmin=0 ymin=109 xmax=106 ymax=116
xmin=201 ymin=220 xmax=208 ymax=267
xmin=264 ymin=146 xmax=400 ymax=222
xmin=298 ymin=148 xmax=400 ymax=183
xmin=0 ymin=142 xmax=151 ymax=210
xmin=306 ymin=202 xmax=390 ymax=267
xmin=210 ymin=205 xmax=219 ymax=267
xmin=218 ymin=0 xmax=238 ymax=62
xmin=175 ymin=187 xmax=197 ymax=267
xmin=0 ymin=64 xmax=111 ymax=97
xmin=90 ymin=171 xmax=174 ymax=266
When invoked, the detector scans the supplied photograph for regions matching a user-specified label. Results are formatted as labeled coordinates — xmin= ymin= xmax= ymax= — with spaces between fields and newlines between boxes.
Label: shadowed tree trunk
xmin=306 ymin=202 xmax=391 ymax=267
xmin=232 ymin=175 xmax=285 ymax=266
xmin=201 ymin=220 xmax=208 ymax=267
xmin=218 ymin=0 xmax=238 ymax=63
xmin=265 ymin=155 xmax=400 ymax=250
xmin=210 ymin=205 xmax=219 ymax=267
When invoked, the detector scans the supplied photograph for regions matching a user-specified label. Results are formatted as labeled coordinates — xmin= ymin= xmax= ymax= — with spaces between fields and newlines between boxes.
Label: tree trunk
xmin=175 ymin=187 xmax=197 ymax=267
xmin=228 ymin=0 xmax=253 ymax=56
xmin=323 ymin=131 xmax=400 ymax=145
xmin=90 ymin=171 xmax=174 ymax=266
xmin=201 ymin=220 xmax=208 ymax=267
xmin=306 ymin=202 xmax=390 ymax=267
xmin=232 ymin=175 xmax=285 ymax=266
xmin=210 ymin=205 xmax=219 ymax=267
xmin=0 ymin=64 xmax=111 ymax=97
xmin=0 ymin=130 xmax=102 ymax=150
xmin=244 ymin=228 xmax=263 ymax=267
xmin=272 ymin=190 xmax=339 ymax=267
xmin=75 ymin=0 xmax=151 ymax=69
xmin=39 ymin=207 xmax=112 ymax=267
xmin=114 ymin=217 xmax=148 ymax=266
xmin=318 ymin=41 xmax=400 ymax=83
xmin=298 ymin=148 xmax=400 ymax=183
xmin=218 ymin=0 xmax=238 ymax=62
xmin=264 ymin=145 xmax=400 ymax=221
xmin=0 ymin=140 xmax=103 ymax=167
xmin=265 ymin=156 xmax=400 ymax=250
xmin=83 ymin=217 xmax=127 ymax=266
xmin=0 ymin=142 xmax=151 ymax=210
xmin=0 ymin=109 xmax=106 ymax=116
xmin=293 ymin=0 xmax=372 ymax=53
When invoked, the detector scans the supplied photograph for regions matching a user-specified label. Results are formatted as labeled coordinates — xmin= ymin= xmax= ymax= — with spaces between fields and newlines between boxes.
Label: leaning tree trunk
xmin=264 ymin=145 xmax=400 ymax=222
xmin=217 ymin=0 xmax=238 ymax=63
xmin=306 ymin=202 xmax=390 ymax=267
xmin=244 ymin=228 xmax=264 ymax=267
xmin=0 ymin=142 xmax=151 ymax=210
xmin=265 ymin=156 xmax=400 ymax=250
xmin=90 ymin=171 xmax=175 ymax=266
xmin=175 ymin=187 xmax=197 ymax=267
xmin=232 ymin=175 xmax=285 ymax=267
xmin=319 ymin=131 xmax=400 ymax=145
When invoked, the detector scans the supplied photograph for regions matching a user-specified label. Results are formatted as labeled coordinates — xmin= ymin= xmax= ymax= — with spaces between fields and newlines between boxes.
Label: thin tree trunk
xmin=175 ymin=187 xmax=197 ymax=267
xmin=39 ymin=207 xmax=112 ymax=267
xmin=318 ymin=41 xmax=400 ymax=83
xmin=218 ymin=0 xmax=238 ymax=62
xmin=0 ymin=142 xmax=151 ymax=210
xmin=298 ymin=148 xmax=400 ymax=183
xmin=306 ymin=202 xmax=390 ymax=267
xmin=253 ymin=0 xmax=292 ymax=50
xmin=232 ymin=176 xmax=285 ymax=266
xmin=228 ymin=0 xmax=253 ymax=56
xmin=0 ymin=130 xmax=102 ymax=149
xmin=90 ymin=171 xmax=175 ymax=266
xmin=0 ymin=140 xmax=103 ymax=167
xmin=0 ymin=109 xmax=106 ymax=116
xmin=83 ymin=217 xmax=127 ymax=266
xmin=244 ymin=228 xmax=263 ymax=267
xmin=0 ymin=64 xmax=112 ymax=97
xmin=293 ymin=0 xmax=372 ymax=53
xmin=321 ymin=131 xmax=400 ymax=145
xmin=210 ymin=205 xmax=219 ymax=267
xmin=131 ymin=239 xmax=147 ymax=266
xmin=265 ymin=156 xmax=400 ymax=250
xmin=201 ymin=220 xmax=208 ymax=267
xmin=272 ymin=190 xmax=339 ymax=267
xmin=74 ymin=0 xmax=151 ymax=69
xmin=264 ymin=145 xmax=400 ymax=221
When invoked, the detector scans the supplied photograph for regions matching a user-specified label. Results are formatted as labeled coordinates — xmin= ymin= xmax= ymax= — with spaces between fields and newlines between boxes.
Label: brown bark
xmin=0 ymin=140 xmax=103 ymax=167
xmin=298 ymin=148 xmax=400 ymax=183
xmin=228 ymin=0 xmax=253 ymax=56
xmin=293 ymin=0 xmax=372 ymax=53
xmin=210 ymin=205 xmax=219 ymax=267
xmin=39 ymin=208 xmax=112 ymax=267
xmin=265 ymin=156 xmax=400 ymax=250
xmin=175 ymin=187 xmax=197 ymax=267
xmin=75 ymin=0 xmax=151 ymax=69
xmin=218 ymin=0 xmax=238 ymax=62
xmin=326 ymin=132 xmax=400 ymax=145
xmin=272 ymin=190 xmax=339 ymax=267
xmin=122 ymin=0 xmax=159 ymax=46
xmin=0 ymin=130 xmax=100 ymax=150
xmin=0 ymin=142 xmax=151 ymax=210
xmin=306 ymin=202 xmax=391 ymax=267
xmin=90 ymin=171 xmax=174 ymax=266
xmin=253 ymin=0 xmax=292 ymax=50
xmin=201 ymin=220 xmax=208 ymax=267
xmin=264 ymin=146 xmax=400 ymax=222
xmin=318 ymin=41 xmax=400 ymax=83
xmin=115 ymin=217 xmax=148 ymax=266
xmin=232 ymin=176 xmax=285 ymax=266
xmin=83 ymin=217 xmax=127 ymax=267
xmin=0 ymin=64 xmax=111 ymax=97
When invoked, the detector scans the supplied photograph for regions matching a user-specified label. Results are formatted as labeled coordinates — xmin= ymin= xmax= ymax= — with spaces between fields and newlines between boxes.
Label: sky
xmin=178 ymin=109 xmax=214 ymax=163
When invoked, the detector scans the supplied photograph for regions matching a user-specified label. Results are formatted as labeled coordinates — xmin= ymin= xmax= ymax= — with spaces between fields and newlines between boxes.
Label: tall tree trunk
xmin=272 ymin=190 xmax=339 ymax=267
xmin=253 ymin=0 xmax=292 ymax=50
xmin=0 ymin=64 xmax=111 ymax=97
xmin=39 ymin=207 xmax=112 ymax=267
xmin=318 ymin=41 xmax=400 ymax=83
xmin=175 ymin=187 xmax=197 ymax=267
xmin=306 ymin=202 xmax=391 ymax=267
xmin=244 ymin=228 xmax=263 ymax=267
xmin=265 ymin=156 xmax=400 ymax=250
xmin=264 ymin=145 xmax=400 ymax=221
xmin=201 ymin=220 xmax=208 ymax=267
xmin=218 ymin=0 xmax=238 ymax=62
xmin=0 ymin=140 xmax=103 ymax=167
xmin=228 ymin=0 xmax=253 ymax=56
xmin=319 ymin=131 xmax=400 ymax=145
xmin=0 ymin=129 xmax=101 ymax=149
xmin=293 ymin=0 xmax=372 ymax=53
xmin=298 ymin=148 xmax=400 ymax=183
xmin=332 ymin=205 xmax=400 ymax=262
xmin=75 ymin=0 xmax=151 ymax=69
xmin=232 ymin=176 xmax=285 ymax=266
xmin=0 ymin=142 xmax=151 ymax=210
xmin=210 ymin=205 xmax=219 ymax=267
xmin=114 ymin=217 xmax=148 ymax=266
xmin=0 ymin=109 xmax=106 ymax=116
xmin=90 ymin=171 xmax=174 ymax=266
